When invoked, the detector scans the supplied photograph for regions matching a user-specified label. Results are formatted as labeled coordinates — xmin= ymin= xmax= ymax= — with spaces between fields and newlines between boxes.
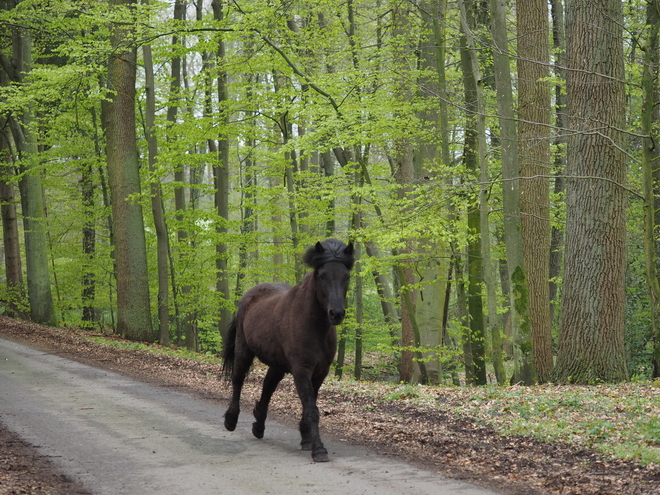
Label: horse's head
xmin=304 ymin=239 xmax=355 ymax=325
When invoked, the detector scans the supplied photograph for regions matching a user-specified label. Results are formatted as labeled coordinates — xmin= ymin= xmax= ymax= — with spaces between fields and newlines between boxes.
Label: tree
xmin=641 ymin=0 xmax=660 ymax=377
xmin=104 ymin=0 xmax=153 ymax=341
xmin=458 ymin=0 xmax=487 ymax=385
xmin=143 ymin=40 xmax=170 ymax=346
xmin=517 ymin=0 xmax=553 ymax=382
xmin=211 ymin=0 xmax=232 ymax=346
xmin=8 ymin=9 xmax=56 ymax=326
xmin=489 ymin=0 xmax=534 ymax=384
xmin=554 ymin=0 xmax=628 ymax=383
xmin=0 ymin=125 xmax=25 ymax=318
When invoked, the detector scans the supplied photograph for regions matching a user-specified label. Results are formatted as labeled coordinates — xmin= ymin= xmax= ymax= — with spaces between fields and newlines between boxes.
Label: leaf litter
xmin=0 ymin=316 xmax=659 ymax=495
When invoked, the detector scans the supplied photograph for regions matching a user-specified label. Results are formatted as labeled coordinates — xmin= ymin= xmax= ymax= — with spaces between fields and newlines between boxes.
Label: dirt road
xmin=0 ymin=337 xmax=498 ymax=495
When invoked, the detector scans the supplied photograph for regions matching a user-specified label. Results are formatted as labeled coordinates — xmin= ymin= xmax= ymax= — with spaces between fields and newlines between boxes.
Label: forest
xmin=0 ymin=0 xmax=655 ymax=386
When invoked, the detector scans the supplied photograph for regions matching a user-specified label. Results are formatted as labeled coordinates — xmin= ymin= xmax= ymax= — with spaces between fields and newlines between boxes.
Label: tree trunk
xmin=641 ymin=0 xmax=660 ymax=378
xmin=549 ymin=0 xmax=566 ymax=327
xmin=143 ymin=40 xmax=170 ymax=347
xmin=81 ymin=157 xmax=96 ymax=326
xmin=211 ymin=0 xmax=232 ymax=347
xmin=413 ymin=0 xmax=450 ymax=385
xmin=488 ymin=0 xmax=535 ymax=384
xmin=390 ymin=2 xmax=417 ymax=384
xmin=555 ymin=0 xmax=628 ymax=383
xmin=0 ymin=128 xmax=26 ymax=318
xmin=458 ymin=0 xmax=487 ymax=385
xmin=169 ymin=0 xmax=193 ymax=350
xmin=10 ymin=18 xmax=55 ymax=326
xmin=105 ymin=0 xmax=153 ymax=341
xmin=517 ymin=0 xmax=553 ymax=383
xmin=454 ymin=253 xmax=474 ymax=384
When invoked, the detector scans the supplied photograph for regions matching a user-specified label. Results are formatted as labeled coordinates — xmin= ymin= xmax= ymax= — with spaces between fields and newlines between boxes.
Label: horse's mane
xmin=303 ymin=239 xmax=354 ymax=270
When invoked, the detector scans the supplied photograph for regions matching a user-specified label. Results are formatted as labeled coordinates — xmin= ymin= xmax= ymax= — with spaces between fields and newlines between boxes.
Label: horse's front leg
xmin=252 ymin=367 xmax=285 ymax=439
xmin=293 ymin=372 xmax=328 ymax=462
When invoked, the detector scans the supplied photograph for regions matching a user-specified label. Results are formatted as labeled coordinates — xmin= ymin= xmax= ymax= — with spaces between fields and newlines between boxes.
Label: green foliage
xmin=0 ymin=0 xmax=653 ymax=382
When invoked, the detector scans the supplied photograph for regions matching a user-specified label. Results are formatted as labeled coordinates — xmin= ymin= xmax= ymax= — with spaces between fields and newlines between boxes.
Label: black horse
xmin=222 ymin=239 xmax=354 ymax=462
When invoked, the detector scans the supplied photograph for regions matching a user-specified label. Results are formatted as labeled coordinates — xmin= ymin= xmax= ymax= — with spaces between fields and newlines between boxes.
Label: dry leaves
xmin=1 ymin=316 xmax=659 ymax=495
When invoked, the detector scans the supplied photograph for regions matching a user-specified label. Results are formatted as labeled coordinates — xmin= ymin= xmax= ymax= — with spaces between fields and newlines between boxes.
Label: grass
xmin=325 ymin=377 xmax=660 ymax=466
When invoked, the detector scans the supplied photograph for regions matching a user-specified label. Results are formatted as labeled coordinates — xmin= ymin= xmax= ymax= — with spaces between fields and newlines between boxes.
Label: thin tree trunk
xmin=143 ymin=40 xmax=170 ymax=347
xmin=641 ymin=0 xmax=660 ymax=377
xmin=81 ymin=157 xmax=96 ymax=326
xmin=549 ymin=0 xmax=566 ymax=326
xmin=458 ymin=0 xmax=487 ymax=385
xmin=454 ymin=253 xmax=474 ymax=384
xmin=168 ymin=0 xmax=192 ymax=349
xmin=211 ymin=0 xmax=232 ymax=347
xmin=641 ymin=0 xmax=660 ymax=378
xmin=488 ymin=0 xmax=535 ymax=384
xmin=8 ymin=15 xmax=55 ymax=326
xmin=353 ymin=233 xmax=363 ymax=381
xmin=0 ymin=128 xmax=25 ymax=318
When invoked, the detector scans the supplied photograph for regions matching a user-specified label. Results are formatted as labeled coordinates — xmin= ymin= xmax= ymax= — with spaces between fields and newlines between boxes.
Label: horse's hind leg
xmin=224 ymin=349 xmax=254 ymax=432
xmin=252 ymin=367 xmax=285 ymax=439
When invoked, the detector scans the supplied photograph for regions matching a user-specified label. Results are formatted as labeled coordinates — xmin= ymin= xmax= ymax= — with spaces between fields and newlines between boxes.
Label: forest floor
xmin=1 ymin=316 xmax=659 ymax=495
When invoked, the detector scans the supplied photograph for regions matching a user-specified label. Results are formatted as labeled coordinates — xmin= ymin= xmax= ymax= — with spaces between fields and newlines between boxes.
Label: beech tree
xmin=2 ymin=2 xmax=56 ymax=326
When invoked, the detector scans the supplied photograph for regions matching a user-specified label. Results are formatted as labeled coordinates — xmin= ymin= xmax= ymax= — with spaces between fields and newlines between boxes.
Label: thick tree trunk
xmin=555 ymin=0 xmax=628 ymax=383
xmin=517 ymin=0 xmax=553 ymax=383
xmin=105 ymin=0 xmax=153 ymax=341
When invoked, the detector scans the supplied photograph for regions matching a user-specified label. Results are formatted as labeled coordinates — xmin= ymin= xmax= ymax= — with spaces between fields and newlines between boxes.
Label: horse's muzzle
xmin=328 ymin=308 xmax=345 ymax=325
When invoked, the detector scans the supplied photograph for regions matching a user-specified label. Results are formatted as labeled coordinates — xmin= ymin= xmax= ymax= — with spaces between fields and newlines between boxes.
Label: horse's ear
xmin=344 ymin=243 xmax=354 ymax=256
xmin=315 ymin=241 xmax=325 ymax=253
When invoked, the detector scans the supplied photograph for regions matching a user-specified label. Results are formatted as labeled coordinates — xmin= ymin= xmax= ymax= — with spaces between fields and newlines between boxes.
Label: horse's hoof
xmin=224 ymin=414 xmax=238 ymax=432
xmin=300 ymin=441 xmax=312 ymax=451
xmin=312 ymin=449 xmax=330 ymax=463
xmin=252 ymin=422 xmax=265 ymax=439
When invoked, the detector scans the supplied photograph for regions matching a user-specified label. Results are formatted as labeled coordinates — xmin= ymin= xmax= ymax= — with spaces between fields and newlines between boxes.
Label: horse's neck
xmin=296 ymin=272 xmax=330 ymax=328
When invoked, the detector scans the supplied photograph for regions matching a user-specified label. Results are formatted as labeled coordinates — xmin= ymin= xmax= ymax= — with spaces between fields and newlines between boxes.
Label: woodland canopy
xmin=0 ymin=0 xmax=655 ymax=386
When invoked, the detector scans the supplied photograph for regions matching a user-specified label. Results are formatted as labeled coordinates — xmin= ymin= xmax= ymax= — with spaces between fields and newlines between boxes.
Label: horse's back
xmin=237 ymin=282 xmax=292 ymax=331
xmin=239 ymin=283 xmax=290 ymax=311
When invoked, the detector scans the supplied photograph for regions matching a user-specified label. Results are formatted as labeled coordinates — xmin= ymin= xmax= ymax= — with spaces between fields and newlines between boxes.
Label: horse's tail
xmin=221 ymin=316 xmax=237 ymax=381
